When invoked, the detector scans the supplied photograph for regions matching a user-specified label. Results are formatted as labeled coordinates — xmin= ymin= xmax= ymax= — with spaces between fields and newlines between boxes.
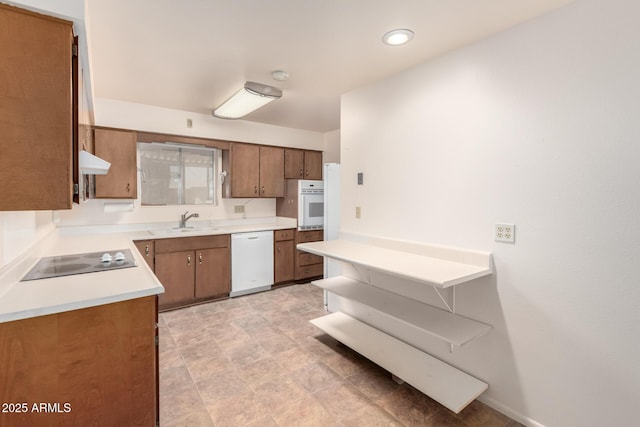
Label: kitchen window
xmin=138 ymin=142 xmax=218 ymax=206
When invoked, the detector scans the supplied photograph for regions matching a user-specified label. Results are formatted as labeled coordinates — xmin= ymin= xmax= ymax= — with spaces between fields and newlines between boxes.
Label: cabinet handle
xmin=261 ymin=186 xmax=265 ymax=195
xmin=187 ymin=255 xmax=191 ymax=266
xmin=254 ymin=186 xmax=258 ymax=195
xmin=305 ymin=170 xmax=310 ymax=176
xmin=127 ymin=183 xmax=131 ymax=192
xmin=199 ymin=253 xmax=203 ymax=264
xmin=145 ymin=245 xmax=150 ymax=256
xmin=299 ymin=168 xmax=303 ymax=177
xmin=277 ymin=246 xmax=281 ymax=253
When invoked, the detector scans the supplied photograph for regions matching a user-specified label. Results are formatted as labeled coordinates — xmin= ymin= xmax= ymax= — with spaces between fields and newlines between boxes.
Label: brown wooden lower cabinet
xmin=296 ymin=230 xmax=324 ymax=281
xmin=296 ymin=261 xmax=324 ymax=280
xmin=154 ymin=234 xmax=231 ymax=311
xmin=0 ymin=296 xmax=158 ymax=427
xmin=274 ymin=228 xmax=297 ymax=285
xmin=195 ymin=247 xmax=230 ymax=299
xmin=155 ymin=250 xmax=195 ymax=307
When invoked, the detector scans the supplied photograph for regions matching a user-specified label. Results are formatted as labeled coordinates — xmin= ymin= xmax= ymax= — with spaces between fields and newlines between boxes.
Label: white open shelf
xmin=300 ymin=234 xmax=493 ymax=413
xmin=311 ymin=276 xmax=491 ymax=346
xmin=297 ymin=239 xmax=492 ymax=288
xmin=311 ymin=312 xmax=488 ymax=414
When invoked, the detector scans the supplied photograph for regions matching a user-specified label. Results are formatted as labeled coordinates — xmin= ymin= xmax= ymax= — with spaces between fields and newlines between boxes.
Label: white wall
xmin=0 ymin=212 xmax=55 ymax=266
xmin=93 ymin=98 xmax=324 ymax=150
xmin=340 ymin=0 xmax=639 ymax=425
xmin=323 ymin=129 xmax=341 ymax=163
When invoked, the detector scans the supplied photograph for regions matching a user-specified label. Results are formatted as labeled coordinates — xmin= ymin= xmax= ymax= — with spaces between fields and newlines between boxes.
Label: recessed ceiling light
xmin=272 ymin=70 xmax=289 ymax=81
xmin=382 ymin=29 xmax=414 ymax=46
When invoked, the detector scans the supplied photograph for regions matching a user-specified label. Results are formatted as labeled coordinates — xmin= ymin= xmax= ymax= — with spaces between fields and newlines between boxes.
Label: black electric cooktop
xmin=21 ymin=249 xmax=137 ymax=281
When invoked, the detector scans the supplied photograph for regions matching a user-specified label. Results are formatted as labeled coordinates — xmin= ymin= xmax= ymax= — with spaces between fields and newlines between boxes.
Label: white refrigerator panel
xmin=323 ymin=163 xmax=342 ymax=311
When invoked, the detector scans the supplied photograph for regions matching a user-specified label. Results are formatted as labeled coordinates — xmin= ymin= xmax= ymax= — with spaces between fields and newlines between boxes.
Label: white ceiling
xmin=85 ymin=0 xmax=573 ymax=133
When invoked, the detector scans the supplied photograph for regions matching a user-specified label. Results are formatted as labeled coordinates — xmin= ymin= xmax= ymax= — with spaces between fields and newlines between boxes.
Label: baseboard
xmin=477 ymin=395 xmax=546 ymax=427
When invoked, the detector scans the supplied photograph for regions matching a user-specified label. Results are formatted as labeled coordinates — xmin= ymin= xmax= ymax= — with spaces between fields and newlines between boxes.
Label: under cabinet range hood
xmin=79 ymin=150 xmax=111 ymax=175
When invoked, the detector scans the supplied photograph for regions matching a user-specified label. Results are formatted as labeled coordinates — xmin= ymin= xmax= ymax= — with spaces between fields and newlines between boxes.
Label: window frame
xmin=138 ymin=142 xmax=219 ymax=207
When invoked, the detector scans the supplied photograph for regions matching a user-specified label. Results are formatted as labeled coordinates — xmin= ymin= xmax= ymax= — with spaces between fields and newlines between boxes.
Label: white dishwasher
xmin=230 ymin=231 xmax=274 ymax=297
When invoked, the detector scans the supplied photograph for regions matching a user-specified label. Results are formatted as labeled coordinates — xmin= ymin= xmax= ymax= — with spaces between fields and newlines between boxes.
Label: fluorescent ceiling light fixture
xmin=382 ymin=29 xmax=414 ymax=46
xmin=212 ymin=81 xmax=282 ymax=119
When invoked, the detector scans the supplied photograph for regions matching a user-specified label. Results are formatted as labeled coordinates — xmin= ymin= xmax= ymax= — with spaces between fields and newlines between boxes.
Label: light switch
xmin=357 ymin=173 xmax=363 ymax=185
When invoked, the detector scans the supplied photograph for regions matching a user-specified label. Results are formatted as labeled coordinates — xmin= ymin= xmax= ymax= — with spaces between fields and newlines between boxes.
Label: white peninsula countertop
xmin=0 ymin=230 xmax=163 ymax=323
xmin=297 ymin=238 xmax=492 ymax=288
xmin=0 ymin=217 xmax=297 ymax=323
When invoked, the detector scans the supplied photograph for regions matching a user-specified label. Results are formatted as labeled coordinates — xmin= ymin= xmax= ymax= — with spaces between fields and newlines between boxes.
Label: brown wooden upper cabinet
xmin=222 ymin=143 xmax=284 ymax=198
xmin=284 ymin=149 xmax=323 ymax=180
xmin=0 ymin=5 xmax=75 ymax=211
xmin=94 ymin=128 xmax=137 ymax=199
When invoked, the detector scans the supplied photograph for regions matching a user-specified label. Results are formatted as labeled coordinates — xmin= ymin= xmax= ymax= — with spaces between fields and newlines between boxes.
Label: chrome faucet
xmin=179 ymin=211 xmax=199 ymax=228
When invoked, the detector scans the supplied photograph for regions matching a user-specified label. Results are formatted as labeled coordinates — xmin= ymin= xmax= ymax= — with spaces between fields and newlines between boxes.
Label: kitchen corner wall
xmin=0 ymin=211 xmax=55 ymax=266
xmin=323 ymin=129 xmax=341 ymax=163
xmin=340 ymin=0 xmax=639 ymax=425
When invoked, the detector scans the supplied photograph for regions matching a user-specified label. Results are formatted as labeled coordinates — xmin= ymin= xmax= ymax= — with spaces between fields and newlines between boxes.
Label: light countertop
xmin=0 ymin=217 xmax=297 ymax=323
xmin=297 ymin=239 xmax=492 ymax=288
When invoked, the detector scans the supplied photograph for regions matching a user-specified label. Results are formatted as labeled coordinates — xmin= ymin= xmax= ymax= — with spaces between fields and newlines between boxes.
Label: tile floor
xmin=159 ymin=283 xmax=522 ymax=427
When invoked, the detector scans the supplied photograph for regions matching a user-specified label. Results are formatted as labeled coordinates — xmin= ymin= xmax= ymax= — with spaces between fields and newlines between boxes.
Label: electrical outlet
xmin=234 ymin=205 xmax=245 ymax=214
xmin=355 ymin=206 xmax=361 ymax=219
xmin=495 ymin=223 xmax=515 ymax=243
xmin=186 ymin=118 xmax=193 ymax=128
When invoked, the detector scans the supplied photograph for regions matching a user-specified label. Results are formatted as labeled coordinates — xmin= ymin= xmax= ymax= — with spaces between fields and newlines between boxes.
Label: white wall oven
xmin=298 ymin=180 xmax=324 ymax=230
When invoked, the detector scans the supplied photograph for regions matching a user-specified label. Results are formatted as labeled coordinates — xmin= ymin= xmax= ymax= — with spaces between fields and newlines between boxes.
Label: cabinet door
xmin=0 ymin=297 xmax=157 ymax=426
xmin=304 ymin=151 xmax=323 ymax=180
xmin=274 ymin=239 xmax=295 ymax=284
xmin=195 ymin=247 xmax=230 ymax=299
xmin=95 ymin=128 xmax=137 ymax=198
xmin=155 ymin=251 xmax=195 ymax=308
xmin=230 ymin=143 xmax=260 ymax=197
xmin=284 ymin=149 xmax=304 ymax=179
xmin=259 ymin=146 xmax=284 ymax=197
xmin=134 ymin=240 xmax=155 ymax=271
xmin=0 ymin=6 xmax=73 ymax=211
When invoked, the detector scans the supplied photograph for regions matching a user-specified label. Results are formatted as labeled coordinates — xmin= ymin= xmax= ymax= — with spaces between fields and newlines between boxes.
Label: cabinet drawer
xmin=297 ymin=230 xmax=323 ymax=243
xmin=155 ymin=234 xmax=230 ymax=253
xmin=296 ymin=263 xmax=323 ymax=280
xmin=297 ymin=251 xmax=323 ymax=266
xmin=274 ymin=228 xmax=295 ymax=242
